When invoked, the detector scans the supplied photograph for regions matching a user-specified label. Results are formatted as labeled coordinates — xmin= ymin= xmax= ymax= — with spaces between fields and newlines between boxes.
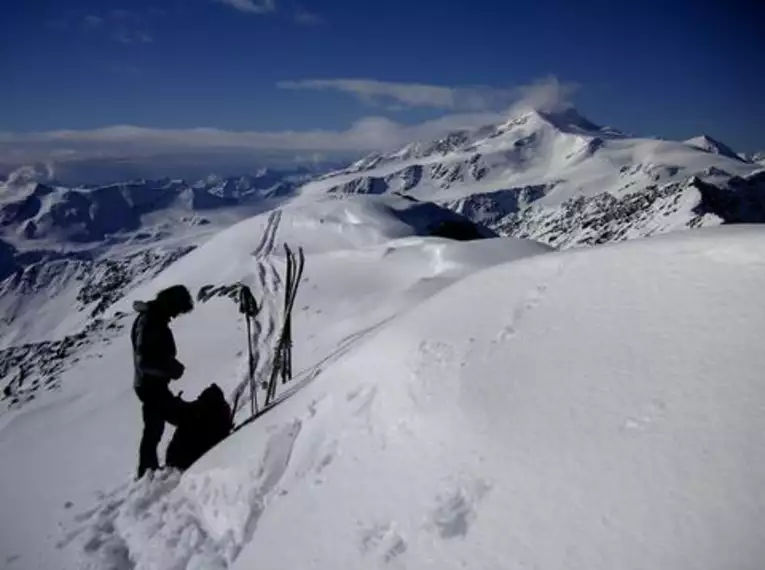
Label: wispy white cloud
xmin=0 ymin=111 xmax=505 ymax=170
xmin=215 ymin=0 xmax=276 ymax=14
xmin=511 ymin=75 xmax=580 ymax=114
xmin=295 ymin=8 xmax=323 ymax=25
xmin=279 ymin=76 xmax=578 ymax=113
xmin=0 ymin=77 xmax=580 ymax=180
xmin=278 ymin=79 xmax=519 ymax=111
xmin=280 ymin=79 xmax=456 ymax=109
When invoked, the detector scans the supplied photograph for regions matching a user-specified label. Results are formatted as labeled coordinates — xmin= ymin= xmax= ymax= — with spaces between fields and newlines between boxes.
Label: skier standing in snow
xmin=131 ymin=285 xmax=194 ymax=479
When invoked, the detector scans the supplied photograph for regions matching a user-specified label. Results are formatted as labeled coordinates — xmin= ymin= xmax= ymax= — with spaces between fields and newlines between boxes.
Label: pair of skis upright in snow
xmin=233 ymin=243 xmax=305 ymax=420
xmin=265 ymin=244 xmax=305 ymax=406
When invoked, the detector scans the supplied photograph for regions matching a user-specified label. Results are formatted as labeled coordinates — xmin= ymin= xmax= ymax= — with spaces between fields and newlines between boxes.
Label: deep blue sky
xmin=2 ymin=0 xmax=764 ymax=152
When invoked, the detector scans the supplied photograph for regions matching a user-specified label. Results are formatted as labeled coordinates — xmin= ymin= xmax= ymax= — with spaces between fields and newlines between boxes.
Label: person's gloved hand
xmin=168 ymin=360 xmax=185 ymax=380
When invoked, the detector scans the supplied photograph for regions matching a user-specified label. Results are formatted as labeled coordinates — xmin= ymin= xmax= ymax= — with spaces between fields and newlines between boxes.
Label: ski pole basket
xmin=238 ymin=284 xmax=259 ymax=317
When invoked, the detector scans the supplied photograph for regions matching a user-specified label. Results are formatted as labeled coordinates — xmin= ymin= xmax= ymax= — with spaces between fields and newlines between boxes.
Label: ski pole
xmin=238 ymin=284 xmax=259 ymax=416
xmin=245 ymin=313 xmax=255 ymax=416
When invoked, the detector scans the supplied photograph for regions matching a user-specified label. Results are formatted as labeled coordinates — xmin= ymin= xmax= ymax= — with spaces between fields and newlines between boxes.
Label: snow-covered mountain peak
xmin=499 ymin=106 xmax=599 ymax=133
xmin=295 ymin=107 xmax=764 ymax=252
xmin=683 ymin=134 xmax=744 ymax=161
xmin=329 ymin=106 xmax=629 ymax=186
xmin=491 ymin=105 xmax=627 ymax=141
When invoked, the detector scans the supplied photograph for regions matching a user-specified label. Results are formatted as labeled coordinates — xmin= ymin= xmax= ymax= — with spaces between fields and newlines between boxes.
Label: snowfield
xmin=1 ymin=192 xmax=764 ymax=569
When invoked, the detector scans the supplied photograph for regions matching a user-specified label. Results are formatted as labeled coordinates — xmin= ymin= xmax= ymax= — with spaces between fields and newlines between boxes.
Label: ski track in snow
xmin=250 ymin=210 xmax=282 ymax=258
xmin=290 ymin=316 xmax=395 ymax=396
xmin=231 ymin=209 xmax=284 ymax=417
xmin=232 ymin=315 xmax=395 ymax=437
xmin=234 ymin=207 xmax=350 ymax=422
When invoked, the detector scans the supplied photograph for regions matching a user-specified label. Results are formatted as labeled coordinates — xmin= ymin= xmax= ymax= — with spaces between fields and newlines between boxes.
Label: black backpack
xmin=166 ymin=383 xmax=232 ymax=470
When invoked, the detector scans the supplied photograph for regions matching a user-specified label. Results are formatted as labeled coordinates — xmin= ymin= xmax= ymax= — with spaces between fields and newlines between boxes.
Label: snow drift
xmin=22 ymin=222 xmax=765 ymax=570
xmin=204 ymin=225 xmax=765 ymax=570
xmin=0 ymin=196 xmax=547 ymax=569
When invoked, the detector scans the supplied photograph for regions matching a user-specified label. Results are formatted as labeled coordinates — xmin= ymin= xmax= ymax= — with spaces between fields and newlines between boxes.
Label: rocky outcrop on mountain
xmin=0 ymin=313 xmax=128 ymax=409
xmin=0 ymin=243 xmax=198 ymax=350
xmin=489 ymin=171 xmax=765 ymax=249
xmin=75 ymin=246 xmax=197 ymax=317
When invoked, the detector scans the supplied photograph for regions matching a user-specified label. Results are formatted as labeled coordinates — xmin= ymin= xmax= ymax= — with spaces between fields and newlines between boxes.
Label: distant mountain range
xmin=0 ymin=169 xmax=313 ymax=347
xmin=0 ymin=169 xmax=316 ymax=249
xmin=1 ymin=107 xmax=764 ymax=349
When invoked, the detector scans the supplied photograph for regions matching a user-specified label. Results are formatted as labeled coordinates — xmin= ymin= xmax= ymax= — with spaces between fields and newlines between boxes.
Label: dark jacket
xmin=131 ymin=300 xmax=185 ymax=389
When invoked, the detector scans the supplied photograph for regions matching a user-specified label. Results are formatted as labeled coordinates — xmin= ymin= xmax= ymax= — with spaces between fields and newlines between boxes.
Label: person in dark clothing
xmin=166 ymin=383 xmax=232 ymax=471
xmin=131 ymin=284 xmax=194 ymax=479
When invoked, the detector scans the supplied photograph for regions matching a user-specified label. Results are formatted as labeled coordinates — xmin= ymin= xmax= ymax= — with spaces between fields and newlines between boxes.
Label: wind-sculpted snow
xmin=59 ymin=421 xmax=302 ymax=570
xmin=46 ymin=226 xmax=765 ymax=570
xmin=3 ymin=214 xmax=765 ymax=570
xmin=223 ymin=227 xmax=765 ymax=570
xmin=0 ymin=196 xmax=551 ymax=569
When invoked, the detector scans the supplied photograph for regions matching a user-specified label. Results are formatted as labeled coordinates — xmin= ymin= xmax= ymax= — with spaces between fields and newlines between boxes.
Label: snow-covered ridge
xmin=0 ymin=195 xmax=495 ymax=396
xmin=452 ymin=170 xmax=765 ymax=248
xmin=683 ymin=134 xmax=746 ymax=161
xmin=15 ymin=222 xmax=764 ymax=570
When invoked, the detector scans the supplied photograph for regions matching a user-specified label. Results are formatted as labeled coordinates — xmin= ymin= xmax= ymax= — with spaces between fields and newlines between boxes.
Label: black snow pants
xmin=135 ymin=383 xmax=187 ymax=479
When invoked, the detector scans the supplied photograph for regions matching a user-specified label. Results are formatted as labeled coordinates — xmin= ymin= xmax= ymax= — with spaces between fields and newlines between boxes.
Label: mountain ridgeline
xmin=299 ymin=108 xmax=765 ymax=248
xmin=0 ymin=171 xmax=305 ymax=245
xmin=2 ymin=108 xmax=764 ymax=255
xmin=0 ymin=107 xmax=764 ymax=353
